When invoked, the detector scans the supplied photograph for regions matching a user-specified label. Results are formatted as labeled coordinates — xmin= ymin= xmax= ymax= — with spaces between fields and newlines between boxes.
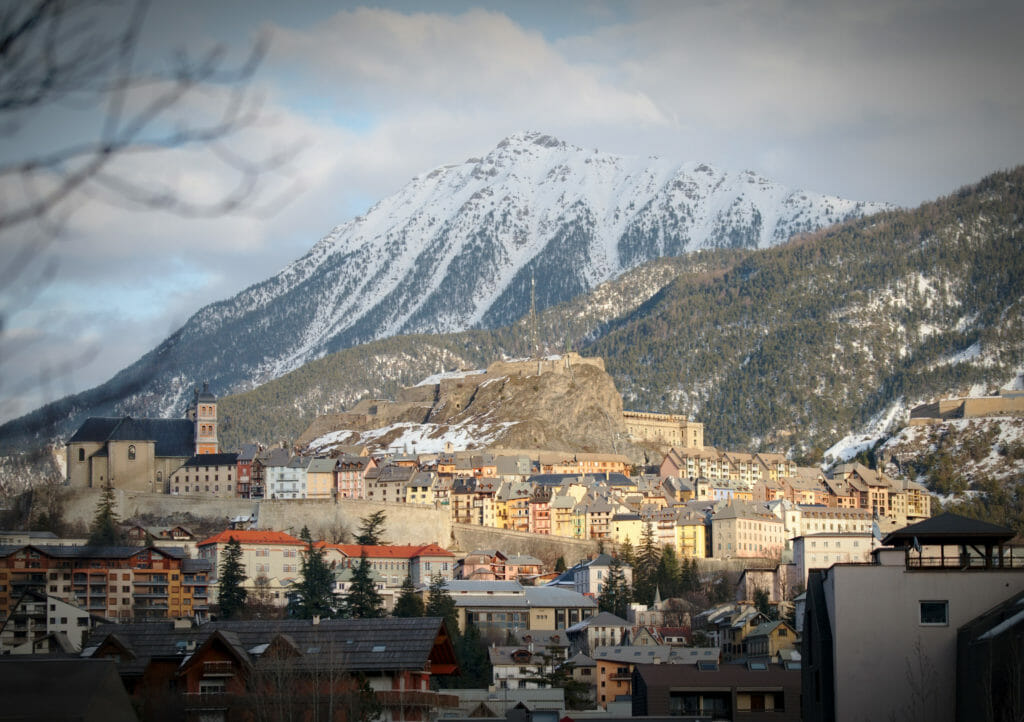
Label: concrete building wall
xmin=826 ymin=551 xmax=1024 ymax=722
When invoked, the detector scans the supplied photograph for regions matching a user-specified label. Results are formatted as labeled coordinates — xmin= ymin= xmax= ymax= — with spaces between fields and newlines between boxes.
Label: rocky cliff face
xmin=299 ymin=354 xmax=638 ymax=458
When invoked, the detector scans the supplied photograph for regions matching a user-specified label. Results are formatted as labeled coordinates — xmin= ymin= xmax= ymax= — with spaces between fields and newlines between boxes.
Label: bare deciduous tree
xmin=0 ymin=0 xmax=301 ymax=421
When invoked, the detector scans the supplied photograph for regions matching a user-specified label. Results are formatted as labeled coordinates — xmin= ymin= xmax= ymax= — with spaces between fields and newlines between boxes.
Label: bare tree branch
xmin=0 ymin=0 xmax=304 ymax=425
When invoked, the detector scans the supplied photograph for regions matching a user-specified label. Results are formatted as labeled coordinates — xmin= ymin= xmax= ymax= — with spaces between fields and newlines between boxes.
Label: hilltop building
xmin=623 ymin=411 xmax=704 ymax=448
xmin=909 ymin=387 xmax=1024 ymax=424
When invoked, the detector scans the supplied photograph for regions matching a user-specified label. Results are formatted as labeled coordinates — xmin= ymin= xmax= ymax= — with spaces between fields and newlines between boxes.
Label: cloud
xmin=268 ymin=7 xmax=667 ymax=128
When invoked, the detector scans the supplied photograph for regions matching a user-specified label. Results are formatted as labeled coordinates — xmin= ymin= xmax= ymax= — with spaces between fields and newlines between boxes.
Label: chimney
xmin=313 ymin=614 xmax=321 ymax=626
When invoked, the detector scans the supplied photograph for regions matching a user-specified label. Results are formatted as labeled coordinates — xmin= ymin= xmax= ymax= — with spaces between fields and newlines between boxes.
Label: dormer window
xmin=128 ymin=445 xmax=136 ymax=461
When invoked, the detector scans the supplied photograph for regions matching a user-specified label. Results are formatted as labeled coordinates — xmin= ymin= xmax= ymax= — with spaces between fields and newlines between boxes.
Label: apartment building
xmin=711 ymin=501 xmax=786 ymax=559
xmin=792 ymin=532 xmax=876 ymax=586
xmin=0 ymin=544 xmax=210 ymax=622
xmin=169 ymin=452 xmax=239 ymax=497
xmin=196 ymin=529 xmax=305 ymax=607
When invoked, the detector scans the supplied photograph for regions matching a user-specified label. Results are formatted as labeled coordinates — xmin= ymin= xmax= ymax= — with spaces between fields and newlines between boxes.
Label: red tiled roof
xmin=196 ymin=530 xmax=305 ymax=547
xmin=314 ymin=542 xmax=454 ymax=559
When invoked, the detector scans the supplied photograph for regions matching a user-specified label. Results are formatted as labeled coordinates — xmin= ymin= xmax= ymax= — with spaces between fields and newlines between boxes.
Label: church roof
xmin=68 ymin=417 xmax=195 ymax=458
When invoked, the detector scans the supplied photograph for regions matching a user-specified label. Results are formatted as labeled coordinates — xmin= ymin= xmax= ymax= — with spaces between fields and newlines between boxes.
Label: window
xmin=78 ymin=448 xmax=85 ymax=462
xmin=127 ymin=445 xmax=136 ymax=461
xmin=920 ymin=600 xmax=948 ymax=626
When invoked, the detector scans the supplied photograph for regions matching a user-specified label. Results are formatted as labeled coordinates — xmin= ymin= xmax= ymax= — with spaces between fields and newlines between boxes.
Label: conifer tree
xmin=345 ymin=551 xmax=384 ymax=619
xmin=680 ymin=556 xmax=702 ymax=594
xmin=597 ymin=555 xmax=631 ymax=619
xmin=355 ymin=511 xmax=388 ymax=546
xmin=218 ymin=536 xmax=248 ymax=619
xmin=554 ymin=556 xmax=567 ymax=573
xmin=87 ymin=484 xmax=124 ymax=546
xmin=656 ymin=544 xmax=682 ymax=600
xmin=425 ymin=572 xmax=459 ymax=636
xmin=293 ymin=534 xmax=337 ymax=618
xmin=617 ymin=538 xmax=636 ymax=567
xmin=393 ymin=574 xmax=424 ymax=618
xmin=451 ymin=621 xmax=491 ymax=688
xmin=633 ymin=522 xmax=661 ymax=605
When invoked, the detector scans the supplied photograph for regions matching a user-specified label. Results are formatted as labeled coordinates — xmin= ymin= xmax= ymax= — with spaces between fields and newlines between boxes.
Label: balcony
xmin=11 ymin=576 xmax=46 ymax=587
xmin=374 ymin=690 xmax=459 ymax=710
xmin=906 ymin=552 xmax=1024 ymax=571
xmin=202 ymin=661 xmax=235 ymax=677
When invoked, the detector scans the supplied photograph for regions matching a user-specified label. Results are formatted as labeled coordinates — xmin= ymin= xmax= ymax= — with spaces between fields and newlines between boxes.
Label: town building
xmin=802 ymin=513 xmax=1024 ymax=722
xmin=792 ymin=532 xmax=876 ymax=586
xmin=566 ymin=611 xmax=632 ymax=655
xmin=196 ymin=529 xmax=306 ymax=607
xmin=711 ymin=500 xmax=785 ymax=559
xmin=336 ymin=454 xmax=374 ymax=499
xmin=591 ymin=645 xmax=720 ymax=709
xmin=442 ymin=581 xmax=597 ymax=639
xmin=632 ymin=661 xmax=801 ymax=720
xmin=84 ymin=617 xmax=460 ymax=721
xmin=0 ymin=589 xmax=96 ymax=654
xmin=169 ymin=452 xmax=240 ymax=497
xmin=623 ymin=411 xmax=704 ymax=448
xmin=0 ymin=544 xmax=210 ymax=622
xmin=65 ymin=383 xmax=219 ymax=491
xmin=571 ymin=553 xmax=634 ymax=597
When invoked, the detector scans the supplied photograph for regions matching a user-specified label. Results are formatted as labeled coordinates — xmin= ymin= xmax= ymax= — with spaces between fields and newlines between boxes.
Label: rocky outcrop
xmin=296 ymin=354 xmax=638 ymax=457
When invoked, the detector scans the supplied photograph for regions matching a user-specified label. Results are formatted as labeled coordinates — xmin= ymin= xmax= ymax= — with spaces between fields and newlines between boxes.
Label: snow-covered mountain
xmin=177 ymin=133 xmax=888 ymax=391
xmin=3 ymin=132 xmax=891 ymax=432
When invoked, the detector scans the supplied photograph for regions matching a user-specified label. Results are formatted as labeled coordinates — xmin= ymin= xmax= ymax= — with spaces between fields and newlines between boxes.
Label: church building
xmin=65 ymin=384 xmax=219 ymax=492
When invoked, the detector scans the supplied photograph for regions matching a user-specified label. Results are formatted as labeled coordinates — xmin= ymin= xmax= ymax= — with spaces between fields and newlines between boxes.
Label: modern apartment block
xmin=0 ymin=545 xmax=210 ymax=623
xmin=803 ymin=513 xmax=1024 ymax=722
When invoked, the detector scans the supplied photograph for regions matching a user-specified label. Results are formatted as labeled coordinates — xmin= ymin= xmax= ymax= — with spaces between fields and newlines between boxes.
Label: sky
xmin=1 ymin=0 xmax=1022 ymax=424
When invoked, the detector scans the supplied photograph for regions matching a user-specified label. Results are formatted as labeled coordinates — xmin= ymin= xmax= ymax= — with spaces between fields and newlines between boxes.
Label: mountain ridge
xmin=207 ymin=166 xmax=1024 ymax=460
xmin=0 ymin=132 xmax=890 ymax=451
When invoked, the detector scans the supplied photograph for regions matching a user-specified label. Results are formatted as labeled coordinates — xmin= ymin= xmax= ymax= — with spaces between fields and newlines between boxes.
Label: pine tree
xmin=218 ymin=536 xmax=248 ymax=619
xmin=425 ymin=572 xmax=459 ymax=636
xmin=680 ymin=557 xmax=701 ymax=594
xmin=393 ymin=575 xmax=424 ymax=618
xmin=656 ymin=544 xmax=681 ymax=600
xmin=597 ymin=555 xmax=631 ymax=619
xmin=292 ymin=536 xmax=338 ymax=618
xmin=345 ymin=551 xmax=384 ymax=619
xmin=633 ymin=522 xmax=661 ymax=605
xmin=87 ymin=484 xmax=124 ymax=546
xmin=355 ymin=511 xmax=387 ymax=546
xmin=554 ymin=556 xmax=567 ymax=573
xmin=451 ymin=621 xmax=491 ymax=688
xmin=617 ymin=538 xmax=636 ymax=567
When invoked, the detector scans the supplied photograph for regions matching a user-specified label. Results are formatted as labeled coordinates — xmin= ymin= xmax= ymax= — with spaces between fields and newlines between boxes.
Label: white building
xmin=792 ymin=532 xmax=877 ymax=586
xmin=803 ymin=513 xmax=1024 ymax=722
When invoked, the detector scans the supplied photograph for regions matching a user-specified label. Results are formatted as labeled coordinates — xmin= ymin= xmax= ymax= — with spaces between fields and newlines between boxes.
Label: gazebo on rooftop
xmin=881 ymin=512 xmax=1020 ymax=570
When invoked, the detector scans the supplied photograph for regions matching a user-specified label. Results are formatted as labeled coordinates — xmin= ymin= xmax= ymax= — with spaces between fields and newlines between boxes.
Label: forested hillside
xmin=217 ymin=168 xmax=1024 ymax=460
xmin=592 ymin=167 xmax=1024 ymax=454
